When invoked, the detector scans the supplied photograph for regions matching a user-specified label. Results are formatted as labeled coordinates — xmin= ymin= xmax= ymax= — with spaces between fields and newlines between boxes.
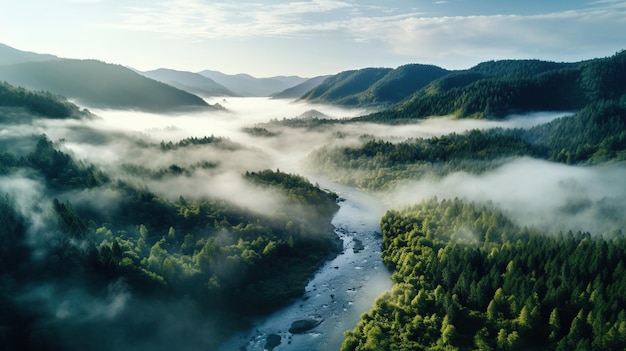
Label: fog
xmin=1 ymin=97 xmax=621 ymax=350
xmin=387 ymin=158 xmax=626 ymax=235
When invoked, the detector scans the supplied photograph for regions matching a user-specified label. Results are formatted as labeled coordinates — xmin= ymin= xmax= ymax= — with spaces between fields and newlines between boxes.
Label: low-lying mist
xmin=387 ymin=157 xmax=626 ymax=236
xmin=0 ymin=96 xmax=617 ymax=350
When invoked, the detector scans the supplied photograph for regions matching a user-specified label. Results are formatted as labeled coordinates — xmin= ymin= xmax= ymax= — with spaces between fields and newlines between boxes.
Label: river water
xmin=219 ymin=180 xmax=392 ymax=351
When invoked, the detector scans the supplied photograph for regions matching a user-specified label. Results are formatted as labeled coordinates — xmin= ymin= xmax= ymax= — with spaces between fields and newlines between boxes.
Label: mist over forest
xmin=1 ymin=46 xmax=626 ymax=351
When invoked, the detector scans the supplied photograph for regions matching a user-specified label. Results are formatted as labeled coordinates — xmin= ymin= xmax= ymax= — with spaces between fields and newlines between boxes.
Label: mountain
xmin=468 ymin=59 xmax=578 ymax=79
xmin=300 ymin=67 xmax=393 ymax=105
xmin=140 ymin=68 xmax=236 ymax=97
xmin=359 ymin=64 xmax=450 ymax=105
xmin=298 ymin=64 xmax=450 ymax=106
xmin=272 ymin=75 xmax=330 ymax=99
xmin=0 ymin=59 xmax=211 ymax=112
xmin=0 ymin=43 xmax=59 ymax=65
xmin=198 ymin=70 xmax=307 ymax=97
xmin=354 ymin=50 xmax=626 ymax=121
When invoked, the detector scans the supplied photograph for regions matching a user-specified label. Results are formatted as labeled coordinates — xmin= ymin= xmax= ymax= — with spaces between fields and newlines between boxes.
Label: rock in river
xmin=288 ymin=316 xmax=324 ymax=334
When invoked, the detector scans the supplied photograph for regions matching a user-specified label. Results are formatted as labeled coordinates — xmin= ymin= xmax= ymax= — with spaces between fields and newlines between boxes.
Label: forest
xmin=0 ymin=87 xmax=341 ymax=349
xmin=1 ymin=47 xmax=625 ymax=350
xmin=352 ymin=50 xmax=625 ymax=121
xmin=305 ymin=99 xmax=626 ymax=190
xmin=341 ymin=198 xmax=626 ymax=351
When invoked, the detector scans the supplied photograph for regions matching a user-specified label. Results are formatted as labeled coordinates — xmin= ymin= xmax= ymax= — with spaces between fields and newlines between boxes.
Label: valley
xmin=0 ymin=45 xmax=625 ymax=350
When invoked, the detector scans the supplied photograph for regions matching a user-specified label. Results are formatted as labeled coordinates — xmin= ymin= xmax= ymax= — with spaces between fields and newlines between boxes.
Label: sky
xmin=0 ymin=0 xmax=625 ymax=77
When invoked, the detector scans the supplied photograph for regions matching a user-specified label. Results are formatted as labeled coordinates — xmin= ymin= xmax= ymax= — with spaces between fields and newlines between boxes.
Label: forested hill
xmin=306 ymin=99 xmax=626 ymax=190
xmin=0 ymin=59 xmax=212 ymax=112
xmin=0 ymin=135 xmax=340 ymax=350
xmin=300 ymin=65 xmax=449 ymax=107
xmin=0 ymin=81 xmax=88 ymax=119
xmin=272 ymin=75 xmax=330 ymax=99
xmin=341 ymin=198 xmax=626 ymax=351
xmin=358 ymin=50 xmax=626 ymax=121
xmin=296 ymin=51 xmax=625 ymax=120
xmin=300 ymin=67 xmax=392 ymax=105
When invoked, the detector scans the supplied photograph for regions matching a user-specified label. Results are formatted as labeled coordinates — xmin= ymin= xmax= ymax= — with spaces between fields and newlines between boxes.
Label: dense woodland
xmin=0 ymin=81 xmax=87 ymax=119
xmin=306 ymin=99 xmax=626 ymax=190
xmin=0 ymin=101 xmax=340 ymax=349
xmin=301 ymin=50 xmax=625 ymax=121
xmin=341 ymin=198 xmax=626 ymax=351
xmin=2 ymin=47 xmax=626 ymax=351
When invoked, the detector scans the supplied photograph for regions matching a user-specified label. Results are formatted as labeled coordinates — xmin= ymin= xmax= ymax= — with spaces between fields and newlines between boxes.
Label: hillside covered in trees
xmin=341 ymin=198 xmax=626 ymax=351
xmin=0 ymin=59 xmax=213 ymax=112
xmin=296 ymin=51 xmax=625 ymax=122
xmin=305 ymin=99 xmax=626 ymax=190
xmin=0 ymin=88 xmax=341 ymax=350
xmin=2 ymin=46 xmax=626 ymax=351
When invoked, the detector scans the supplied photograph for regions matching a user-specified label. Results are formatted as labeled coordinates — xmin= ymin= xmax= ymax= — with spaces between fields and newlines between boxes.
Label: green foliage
xmin=354 ymin=51 xmax=625 ymax=121
xmin=0 ymin=81 xmax=83 ymax=118
xmin=301 ymin=67 xmax=393 ymax=105
xmin=307 ymin=98 xmax=626 ymax=190
xmin=341 ymin=198 xmax=626 ymax=351
xmin=25 ymin=135 xmax=108 ymax=189
xmin=519 ymin=100 xmax=626 ymax=163
xmin=84 ymin=170 xmax=340 ymax=314
xmin=301 ymin=65 xmax=450 ymax=107
xmin=158 ymin=135 xmax=238 ymax=151
xmin=0 ymin=135 xmax=341 ymax=348
xmin=307 ymin=129 xmax=541 ymax=190
xmin=468 ymin=59 xmax=576 ymax=80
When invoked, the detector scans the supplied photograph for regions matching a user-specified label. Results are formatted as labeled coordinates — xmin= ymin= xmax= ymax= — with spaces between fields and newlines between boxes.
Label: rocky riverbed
xmin=218 ymin=182 xmax=392 ymax=351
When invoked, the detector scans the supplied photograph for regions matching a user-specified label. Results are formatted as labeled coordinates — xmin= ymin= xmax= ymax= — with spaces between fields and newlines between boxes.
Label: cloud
xmin=116 ymin=0 xmax=359 ymax=39
xmin=111 ymin=1 xmax=625 ymax=69
xmin=349 ymin=6 xmax=626 ymax=67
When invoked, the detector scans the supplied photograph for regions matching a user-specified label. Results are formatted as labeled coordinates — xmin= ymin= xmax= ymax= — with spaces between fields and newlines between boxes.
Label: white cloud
xmin=113 ymin=1 xmax=625 ymax=69
xmin=348 ymin=7 xmax=626 ymax=67
xmin=117 ymin=0 xmax=359 ymax=39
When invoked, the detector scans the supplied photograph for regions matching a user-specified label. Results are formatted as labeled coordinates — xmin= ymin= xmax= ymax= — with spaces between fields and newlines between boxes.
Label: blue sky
xmin=1 ymin=0 xmax=624 ymax=77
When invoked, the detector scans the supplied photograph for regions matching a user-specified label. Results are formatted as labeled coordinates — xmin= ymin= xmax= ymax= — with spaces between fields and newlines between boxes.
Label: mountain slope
xmin=272 ymin=75 xmax=330 ymax=99
xmin=0 ymin=81 xmax=86 ymax=119
xmin=0 ymin=43 xmax=59 ymax=65
xmin=198 ymin=70 xmax=306 ymax=97
xmin=299 ymin=65 xmax=449 ymax=106
xmin=356 ymin=51 xmax=626 ymax=121
xmin=468 ymin=59 xmax=578 ymax=79
xmin=359 ymin=64 xmax=450 ymax=105
xmin=140 ymin=68 xmax=236 ymax=97
xmin=300 ymin=67 xmax=393 ymax=105
xmin=0 ymin=59 xmax=211 ymax=112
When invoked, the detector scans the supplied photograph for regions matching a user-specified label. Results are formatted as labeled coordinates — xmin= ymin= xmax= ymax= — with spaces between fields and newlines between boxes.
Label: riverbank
xmin=218 ymin=181 xmax=393 ymax=351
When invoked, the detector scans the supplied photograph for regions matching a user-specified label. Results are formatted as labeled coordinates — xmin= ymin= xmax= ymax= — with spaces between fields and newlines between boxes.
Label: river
xmin=219 ymin=180 xmax=392 ymax=351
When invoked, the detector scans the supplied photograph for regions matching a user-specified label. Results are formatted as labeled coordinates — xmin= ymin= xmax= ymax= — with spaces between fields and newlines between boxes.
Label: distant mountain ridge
xmin=140 ymin=68 xmax=236 ymax=97
xmin=297 ymin=51 xmax=626 ymax=121
xmin=272 ymin=75 xmax=330 ymax=99
xmin=0 ymin=43 xmax=59 ymax=65
xmin=198 ymin=70 xmax=307 ymax=97
xmin=300 ymin=67 xmax=393 ymax=105
xmin=0 ymin=44 xmax=213 ymax=112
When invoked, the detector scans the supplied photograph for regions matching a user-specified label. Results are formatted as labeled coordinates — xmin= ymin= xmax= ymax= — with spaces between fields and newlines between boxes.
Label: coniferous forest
xmin=341 ymin=198 xmax=626 ymax=351
xmin=1 ymin=46 xmax=626 ymax=351
xmin=0 ymin=82 xmax=340 ymax=349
